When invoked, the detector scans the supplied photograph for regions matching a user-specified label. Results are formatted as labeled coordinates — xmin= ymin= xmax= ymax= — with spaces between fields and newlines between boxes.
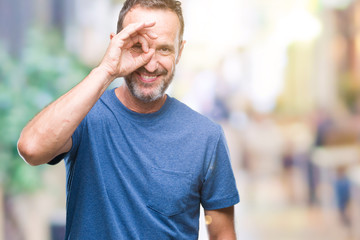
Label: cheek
xmin=161 ymin=56 xmax=176 ymax=73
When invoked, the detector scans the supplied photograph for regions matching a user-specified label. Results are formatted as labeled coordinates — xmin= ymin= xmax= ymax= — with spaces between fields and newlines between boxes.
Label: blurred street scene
xmin=2 ymin=0 xmax=360 ymax=239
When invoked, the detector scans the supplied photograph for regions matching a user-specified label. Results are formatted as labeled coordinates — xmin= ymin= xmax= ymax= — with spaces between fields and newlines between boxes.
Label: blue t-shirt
xmin=53 ymin=88 xmax=239 ymax=239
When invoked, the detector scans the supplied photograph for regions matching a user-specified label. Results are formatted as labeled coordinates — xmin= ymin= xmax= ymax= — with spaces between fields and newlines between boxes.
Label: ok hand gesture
xmin=99 ymin=21 xmax=157 ymax=79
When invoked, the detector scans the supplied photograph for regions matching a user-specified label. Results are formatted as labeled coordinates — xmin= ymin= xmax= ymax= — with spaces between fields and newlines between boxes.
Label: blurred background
xmin=1 ymin=0 xmax=360 ymax=239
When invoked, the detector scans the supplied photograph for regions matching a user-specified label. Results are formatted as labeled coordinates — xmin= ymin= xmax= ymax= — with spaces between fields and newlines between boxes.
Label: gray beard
xmin=124 ymin=72 xmax=174 ymax=103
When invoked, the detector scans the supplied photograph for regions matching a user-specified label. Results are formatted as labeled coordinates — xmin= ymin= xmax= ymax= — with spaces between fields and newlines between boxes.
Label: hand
xmin=98 ymin=21 xmax=158 ymax=79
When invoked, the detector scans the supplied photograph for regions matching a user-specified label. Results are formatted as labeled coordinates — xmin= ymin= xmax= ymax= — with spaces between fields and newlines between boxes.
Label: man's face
xmin=123 ymin=6 xmax=184 ymax=103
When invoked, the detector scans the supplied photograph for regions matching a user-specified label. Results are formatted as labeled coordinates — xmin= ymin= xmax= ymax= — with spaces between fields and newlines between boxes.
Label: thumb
xmin=140 ymin=48 xmax=155 ymax=65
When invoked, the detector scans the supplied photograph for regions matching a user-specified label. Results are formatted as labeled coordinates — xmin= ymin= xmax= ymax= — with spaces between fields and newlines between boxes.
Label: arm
xmin=205 ymin=206 xmax=236 ymax=240
xmin=17 ymin=22 xmax=157 ymax=166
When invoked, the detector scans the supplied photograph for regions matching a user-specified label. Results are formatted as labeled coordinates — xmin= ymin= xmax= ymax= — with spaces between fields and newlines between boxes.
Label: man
xmin=17 ymin=0 xmax=239 ymax=239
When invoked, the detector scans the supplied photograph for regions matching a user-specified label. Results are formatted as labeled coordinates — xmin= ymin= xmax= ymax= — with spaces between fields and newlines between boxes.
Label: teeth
xmin=141 ymin=74 xmax=157 ymax=80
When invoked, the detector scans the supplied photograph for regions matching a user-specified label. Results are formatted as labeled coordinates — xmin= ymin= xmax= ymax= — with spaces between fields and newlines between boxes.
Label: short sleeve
xmin=200 ymin=128 xmax=240 ymax=210
xmin=47 ymin=118 xmax=86 ymax=165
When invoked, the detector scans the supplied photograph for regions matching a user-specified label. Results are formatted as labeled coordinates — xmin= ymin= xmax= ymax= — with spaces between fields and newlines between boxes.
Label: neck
xmin=115 ymin=85 xmax=167 ymax=114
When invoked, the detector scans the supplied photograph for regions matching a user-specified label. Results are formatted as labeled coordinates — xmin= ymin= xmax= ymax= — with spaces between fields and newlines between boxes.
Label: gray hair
xmin=116 ymin=0 xmax=184 ymax=41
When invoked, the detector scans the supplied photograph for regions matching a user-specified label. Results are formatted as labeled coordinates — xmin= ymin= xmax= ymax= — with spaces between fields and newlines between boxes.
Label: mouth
xmin=136 ymin=72 xmax=160 ymax=83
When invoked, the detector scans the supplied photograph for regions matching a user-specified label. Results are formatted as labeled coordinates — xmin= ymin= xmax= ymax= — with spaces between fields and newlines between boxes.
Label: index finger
xmin=117 ymin=21 xmax=157 ymax=41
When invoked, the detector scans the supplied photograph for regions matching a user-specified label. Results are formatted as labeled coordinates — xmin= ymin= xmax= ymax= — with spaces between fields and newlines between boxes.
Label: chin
xmin=125 ymin=72 xmax=173 ymax=103
xmin=135 ymin=88 xmax=165 ymax=103
xmin=127 ymin=83 xmax=164 ymax=103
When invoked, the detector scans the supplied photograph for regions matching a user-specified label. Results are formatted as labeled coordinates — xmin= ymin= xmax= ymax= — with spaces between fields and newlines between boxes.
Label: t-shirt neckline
xmin=108 ymin=88 xmax=173 ymax=122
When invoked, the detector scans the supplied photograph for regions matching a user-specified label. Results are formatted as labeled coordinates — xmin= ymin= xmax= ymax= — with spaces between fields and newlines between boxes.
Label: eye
xmin=131 ymin=43 xmax=143 ymax=53
xmin=158 ymin=47 xmax=172 ymax=55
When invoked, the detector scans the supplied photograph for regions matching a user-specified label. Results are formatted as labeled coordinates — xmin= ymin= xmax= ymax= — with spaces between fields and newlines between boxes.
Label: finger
xmin=139 ymin=48 xmax=155 ymax=65
xmin=138 ymin=35 xmax=149 ymax=53
xmin=125 ymin=35 xmax=150 ymax=53
xmin=119 ymin=21 xmax=156 ymax=40
xmin=144 ymin=30 xmax=158 ymax=39
xmin=129 ymin=48 xmax=154 ymax=71
xmin=122 ymin=34 xmax=144 ymax=49
xmin=122 ymin=30 xmax=154 ymax=51
xmin=131 ymin=30 xmax=158 ymax=40
xmin=142 ymin=21 xmax=156 ymax=28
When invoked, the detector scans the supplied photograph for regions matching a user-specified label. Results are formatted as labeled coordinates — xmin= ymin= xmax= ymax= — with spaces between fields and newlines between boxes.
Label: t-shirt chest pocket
xmin=147 ymin=167 xmax=192 ymax=217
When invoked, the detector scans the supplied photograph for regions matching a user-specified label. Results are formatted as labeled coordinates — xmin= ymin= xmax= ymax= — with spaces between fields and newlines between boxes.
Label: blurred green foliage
xmin=0 ymin=27 xmax=91 ymax=195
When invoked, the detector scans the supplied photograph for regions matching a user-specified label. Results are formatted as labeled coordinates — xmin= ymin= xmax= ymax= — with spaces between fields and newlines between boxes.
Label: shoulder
xmin=84 ymin=89 xmax=117 ymax=123
xmin=168 ymin=97 xmax=223 ymax=137
xmin=92 ymin=89 xmax=116 ymax=113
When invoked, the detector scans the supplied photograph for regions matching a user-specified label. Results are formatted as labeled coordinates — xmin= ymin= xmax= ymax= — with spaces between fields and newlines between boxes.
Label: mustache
xmin=135 ymin=66 xmax=168 ymax=76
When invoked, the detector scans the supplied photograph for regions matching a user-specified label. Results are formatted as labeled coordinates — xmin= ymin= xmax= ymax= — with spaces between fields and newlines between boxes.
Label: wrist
xmin=93 ymin=66 xmax=117 ymax=83
xmin=86 ymin=67 xmax=118 ymax=95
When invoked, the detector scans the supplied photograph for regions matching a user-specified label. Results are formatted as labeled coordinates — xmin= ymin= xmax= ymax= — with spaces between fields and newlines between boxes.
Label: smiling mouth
xmin=136 ymin=72 xmax=160 ymax=83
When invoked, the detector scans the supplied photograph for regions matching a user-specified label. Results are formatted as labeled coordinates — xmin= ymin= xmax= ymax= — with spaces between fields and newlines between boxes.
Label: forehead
xmin=123 ymin=6 xmax=181 ymax=42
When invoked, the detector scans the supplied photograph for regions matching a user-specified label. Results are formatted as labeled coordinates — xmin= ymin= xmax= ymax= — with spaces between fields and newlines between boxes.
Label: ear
xmin=176 ymin=40 xmax=186 ymax=64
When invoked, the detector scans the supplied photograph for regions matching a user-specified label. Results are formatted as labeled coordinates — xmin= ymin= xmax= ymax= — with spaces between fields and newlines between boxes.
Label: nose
xmin=144 ymin=53 xmax=159 ymax=73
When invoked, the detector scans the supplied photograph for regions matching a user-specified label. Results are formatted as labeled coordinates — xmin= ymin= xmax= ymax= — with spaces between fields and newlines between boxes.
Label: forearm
xmin=208 ymin=231 xmax=236 ymax=240
xmin=208 ymin=224 xmax=236 ymax=240
xmin=206 ymin=206 xmax=236 ymax=240
xmin=18 ymin=67 xmax=114 ymax=165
